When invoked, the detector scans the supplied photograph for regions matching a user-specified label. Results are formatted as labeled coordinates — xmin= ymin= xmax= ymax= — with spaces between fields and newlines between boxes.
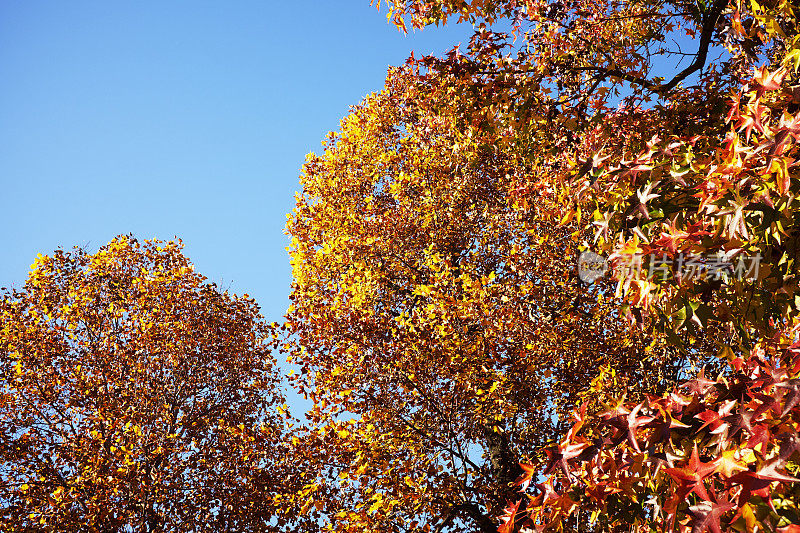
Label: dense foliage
xmin=285 ymin=0 xmax=800 ymax=531
xmin=0 ymin=237 xmax=291 ymax=531
xmin=3 ymin=0 xmax=800 ymax=531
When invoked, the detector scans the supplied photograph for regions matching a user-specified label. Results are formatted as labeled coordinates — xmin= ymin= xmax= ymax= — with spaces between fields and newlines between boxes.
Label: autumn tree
xmin=284 ymin=75 xmax=692 ymax=530
xmin=501 ymin=0 xmax=800 ymax=528
xmin=285 ymin=0 xmax=800 ymax=531
xmin=0 ymin=236 xmax=292 ymax=532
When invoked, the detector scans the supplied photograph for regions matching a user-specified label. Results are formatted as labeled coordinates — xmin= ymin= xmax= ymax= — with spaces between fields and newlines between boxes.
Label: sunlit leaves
xmin=0 ymin=236 xmax=289 ymax=531
xmin=517 ymin=335 xmax=800 ymax=532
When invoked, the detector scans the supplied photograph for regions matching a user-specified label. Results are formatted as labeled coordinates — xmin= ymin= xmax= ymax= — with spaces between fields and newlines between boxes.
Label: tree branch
xmin=435 ymin=501 xmax=497 ymax=533
xmin=483 ymin=0 xmax=729 ymax=97
xmin=659 ymin=0 xmax=729 ymax=93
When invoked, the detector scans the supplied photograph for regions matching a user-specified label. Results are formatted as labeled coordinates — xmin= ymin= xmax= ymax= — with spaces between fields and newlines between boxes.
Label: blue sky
xmin=0 ymin=1 xmax=473 ymax=323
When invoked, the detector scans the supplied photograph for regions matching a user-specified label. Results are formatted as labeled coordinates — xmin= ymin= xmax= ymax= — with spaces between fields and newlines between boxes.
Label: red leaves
xmin=542 ymin=440 xmax=592 ymax=481
xmin=777 ymin=378 xmax=800 ymax=416
xmin=290 ymin=3 xmax=800 ymax=532
xmin=625 ymin=402 xmax=656 ymax=452
xmin=497 ymin=499 xmax=521 ymax=533
xmin=517 ymin=336 xmax=800 ymax=532
xmin=735 ymin=101 xmax=768 ymax=142
xmin=664 ymin=445 xmax=721 ymax=502
xmin=687 ymin=499 xmax=736 ymax=533
xmin=682 ymin=369 xmax=717 ymax=396
xmin=752 ymin=66 xmax=787 ymax=98
xmin=571 ymin=59 xmax=800 ymax=343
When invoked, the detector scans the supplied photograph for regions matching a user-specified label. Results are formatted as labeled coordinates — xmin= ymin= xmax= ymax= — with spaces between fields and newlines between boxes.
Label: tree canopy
xmin=0 ymin=236 xmax=292 ymax=531
xmin=284 ymin=0 xmax=800 ymax=531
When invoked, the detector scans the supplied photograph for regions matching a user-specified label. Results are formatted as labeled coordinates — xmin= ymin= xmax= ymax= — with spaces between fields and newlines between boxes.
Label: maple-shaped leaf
xmin=575 ymin=437 xmax=603 ymax=464
xmin=750 ymin=392 xmax=779 ymax=420
xmin=532 ymin=480 xmax=560 ymax=506
xmin=735 ymin=102 xmax=767 ymax=142
xmin=598 ymin=396 xmax=631 ymax=419
xmin=723 ymin=402 xmax=755 ymax=439
xmin=565 ymin=402 xmax=588 ymax=440
xmin=777 ymin=431 xmax=800 ymax=464
xmin=497 ymin=499 xmax=522 ymax=533
xmin=713 ymin=376 xmax=749 ymax=403
xmin=753 ymin=459 xmax=800 ymax=483
xmin=648 ymin=409 xmax=690 ymax=447
xmin=682 ymin=368 xmax=716 ymax=396
xmin=626 ymin=402 xmax=656 ymax=452
xmin=664 ymin=445 xmax=721 ymax=502
xmin=728 ymin=470 xmax=774 ymax=510
xmin=598 ymin=413 xmax=630 ymax=447
xmin=585 ymin=481 xmax=622 ymax=505
xmin=688 ymin=500 xmax=735 ymax=533
xmin=746 ymin=424 xmax=772 ymax=451
xmin=778 ymin=111 xmax=800 ymax=141
xmin=726 ymin=92 xmax=742 ymax=124
xmin=516 ymin=462 xmax=537 ymax=491
xmin=696 ymin=400 xmax=736 ymax=434
xmin=777 ymin=378 xmax=800 ymax=416
xmin=542 ymin=440 xmax=590 ymax=482
xmin=752 ymin=66 xmax=787 ymax=98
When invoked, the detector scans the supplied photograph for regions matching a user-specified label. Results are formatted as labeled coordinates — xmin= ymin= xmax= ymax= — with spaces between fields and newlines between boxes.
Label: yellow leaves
xmin=277 ymin=7 xmax=798 ymax=527
xmin=764 ymin=16 xmax=787 ymax=38
xmin=1 ymin=235 xmax=285 ymax=529
xmin=414 ymin=284 xmax=433 ymax=297
xmin=784 ymin=37 xmax=800 ymax=72
xmin=769 ymin=156 xmax=794 ymax=195
xmin=367 ymin=500 xmax=382 ymax=514
xmin=741 ymin=448 xmax=758 ymax=464
xmin=617 ymin=234 xmax=643 ymax=258
xmin=366 ymin=492 xmax=386 ymax=514
xmin=559 ymin=208 xmax=576 ymax=226
xmin=717 ymin=449 xmax=748 ymax=478
xmin=52 ymin=486 xmax=64 ymax=501
xmin=29 ymin=252 xmax=48 ymax=273
xmin=739 ymin=503 xmax=758 ymax=533
xmin=629 ymin=279 xmax=656 ymax=307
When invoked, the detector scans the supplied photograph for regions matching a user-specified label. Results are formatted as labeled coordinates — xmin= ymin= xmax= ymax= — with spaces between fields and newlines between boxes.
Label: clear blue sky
xmin=0 ymin=1 xmax=473 ymax=323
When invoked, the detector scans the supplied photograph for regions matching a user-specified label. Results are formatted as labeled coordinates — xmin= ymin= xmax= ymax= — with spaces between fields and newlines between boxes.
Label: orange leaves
xmin=0 ymin=236 xmax=287 ymax=531
xmin=497 ymin=499 xmax=522 ymax=533
xmin=283 ymin=24 xmax=697 ymax=528
xmin=565 ymin=58 xmax=800 ymax=343
xmin=279 ymin=1 xmax=800 ymax=532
